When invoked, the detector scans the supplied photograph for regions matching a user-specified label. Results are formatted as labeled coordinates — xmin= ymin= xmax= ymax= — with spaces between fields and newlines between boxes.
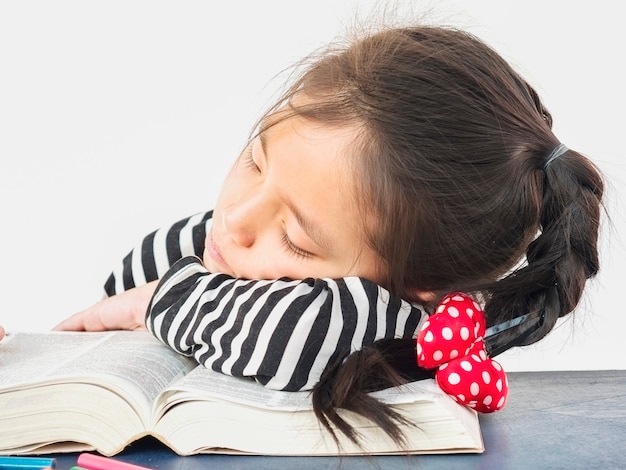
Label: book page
xmin=156 ymin=366 xmax=312 ymax=416
xmin=156 ymin=365 xmax=444 ymax=414
xmin=0 ymin=331 xmax=196 ymax=413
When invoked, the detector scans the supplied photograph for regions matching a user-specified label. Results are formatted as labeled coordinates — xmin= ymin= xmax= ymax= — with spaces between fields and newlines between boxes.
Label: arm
xmin=55 ymin=211 xmax=213 ymax=331
xmin=147 ymin=256 xmax=427 ymax=391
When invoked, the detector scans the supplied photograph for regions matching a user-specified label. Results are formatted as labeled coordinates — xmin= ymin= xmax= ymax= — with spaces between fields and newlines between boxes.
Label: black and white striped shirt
xmin=104 ymin=211 xmax=427 ymax=391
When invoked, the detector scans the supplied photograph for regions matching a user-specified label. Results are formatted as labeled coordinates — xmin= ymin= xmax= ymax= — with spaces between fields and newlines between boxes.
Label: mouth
xmin=205 ymin=230 xmax=231 ymax=273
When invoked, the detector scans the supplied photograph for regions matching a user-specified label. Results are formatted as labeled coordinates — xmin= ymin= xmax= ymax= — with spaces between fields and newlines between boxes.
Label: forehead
xmin=264 ymin=114 xmax=358 ymax=199
xmin=262 ymin=115 xmax=370 ymax=248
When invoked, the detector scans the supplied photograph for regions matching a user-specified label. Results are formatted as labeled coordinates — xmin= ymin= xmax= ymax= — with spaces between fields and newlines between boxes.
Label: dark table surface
xmin=47 ymin=370 xmax=626 ymax=469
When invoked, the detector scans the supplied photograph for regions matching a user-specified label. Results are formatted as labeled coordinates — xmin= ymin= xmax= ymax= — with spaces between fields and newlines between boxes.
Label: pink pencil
xmin=77 ymin=453 xmax=154 ymax=470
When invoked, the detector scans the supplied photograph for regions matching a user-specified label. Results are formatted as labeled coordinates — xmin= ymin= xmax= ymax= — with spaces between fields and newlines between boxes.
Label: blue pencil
xmin=0 ymin=456 xmax=56 ymax=469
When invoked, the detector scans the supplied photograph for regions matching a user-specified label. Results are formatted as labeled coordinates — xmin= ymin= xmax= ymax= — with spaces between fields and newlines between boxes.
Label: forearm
xmin=146 ymin=256 xmax=426 ymax=391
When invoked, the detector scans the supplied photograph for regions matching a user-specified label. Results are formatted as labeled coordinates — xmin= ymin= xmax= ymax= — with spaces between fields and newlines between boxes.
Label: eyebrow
xmin=259 ymin=131 xmax=335 ymax=254
xmin=286 ymin=198 xmax=335 ymax=253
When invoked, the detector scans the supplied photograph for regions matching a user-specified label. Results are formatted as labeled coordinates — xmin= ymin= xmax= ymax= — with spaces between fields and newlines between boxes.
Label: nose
xmin=222 ymin=192 xmax=270 ymax=248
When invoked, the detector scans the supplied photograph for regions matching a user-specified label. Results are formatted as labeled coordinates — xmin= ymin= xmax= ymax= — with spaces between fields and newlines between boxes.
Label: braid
xmin=485 ymin=147 xmax=604 ymax=349
xmin=534 ymin=148 xmax=602 ymax=334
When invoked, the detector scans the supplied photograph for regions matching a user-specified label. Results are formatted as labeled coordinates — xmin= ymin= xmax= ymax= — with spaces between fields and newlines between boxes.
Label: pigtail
xmin=311 ymin=339 xmax=433 ymax=448
xmin=485 ymin=147 xmax=604 ymax=350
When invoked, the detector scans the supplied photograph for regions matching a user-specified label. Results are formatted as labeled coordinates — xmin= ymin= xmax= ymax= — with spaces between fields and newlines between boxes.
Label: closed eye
xmin=280 ymin=232 xmax=312 ymax=260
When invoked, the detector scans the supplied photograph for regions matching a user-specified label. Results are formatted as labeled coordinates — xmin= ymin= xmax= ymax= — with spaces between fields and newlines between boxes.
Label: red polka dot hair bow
xmin=416 ymin=292 xmax=508 ymax=413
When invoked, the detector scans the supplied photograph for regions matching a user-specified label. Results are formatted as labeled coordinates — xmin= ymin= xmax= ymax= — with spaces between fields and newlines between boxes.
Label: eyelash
xmin=281 ymin=232 xmax=312 ymax=260
xmin=243 ymin=146 xmax=261 ymax=173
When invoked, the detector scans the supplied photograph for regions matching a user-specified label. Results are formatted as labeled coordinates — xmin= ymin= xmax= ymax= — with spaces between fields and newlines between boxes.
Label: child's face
xmin=203 ymin=113 xmax=381 ymax=283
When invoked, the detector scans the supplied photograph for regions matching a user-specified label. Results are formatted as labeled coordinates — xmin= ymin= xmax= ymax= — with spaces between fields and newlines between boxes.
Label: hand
xmin=0 ymin=325 xmax=4 ymax=341
xmin=54 ymin=281 xmax=159 ymax=331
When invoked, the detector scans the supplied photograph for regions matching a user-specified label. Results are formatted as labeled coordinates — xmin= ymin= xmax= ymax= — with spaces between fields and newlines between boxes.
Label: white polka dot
xmin=497 ymin=396 xmax=506 ymax=409
xmin=436 ymin=305 xmax=445 ymax=314
xmin=457 ymin=394 xmax=465 ymax=402
xmin=416 ymin=343 xmax=422 ymax=356
xmin=496 ymin=379 xmax=502 ymax=391
xmin=470 ymin=382 xmax=480 ymax=396
xmin=450 ymin=349 xmax=459 ymax=360
xmin=451 ymin=295 xmax=464 ymax=301
xmin=448 ymin=373 xmax=461 ymax=385
xmin=471 ymin=354 xmax=481 ymax=362
xmin=482 ymin=371 xmax=491 ymax=384
xmin=474 ymin=324 xmax=481 ymax=336
xmin=479 ymin=350 xmax=487 ymax=361
xmin=447 ymin=306 xmax=460 ymax=318
xmin=460 ymin=327 xmax=470 ymax=340
xmin=439 ymin=363 xmax=448 ymax=371
xmin=424 ymin=331 xmax=434 ymax=342
xmin=442 ymin=327 xmax=453 ymax=340
xmin=493 ymin=361 xmax=502 ymax=371
xmin=433 ymin=350 xmax=443 ymax=361
xmin=483 ymin=395 xmax=493 ymax=406
xmin=466 ymin=308 xmax=474 ymax=318
xmin=420 ymin=320 xmax=430 ymax=331
xmin=461 ymin=360 xmax=472 ymax=371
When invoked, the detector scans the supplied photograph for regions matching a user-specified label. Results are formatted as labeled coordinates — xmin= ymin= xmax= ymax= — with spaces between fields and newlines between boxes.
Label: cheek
xmin=267 ymin=257 xmax=344 ymax=281
xmin=234 ymin=248 xmax=312 ymax=280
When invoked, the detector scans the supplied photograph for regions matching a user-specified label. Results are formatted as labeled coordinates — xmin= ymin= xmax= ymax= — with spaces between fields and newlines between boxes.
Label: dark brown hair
xmin=259 ymin=24 xmax=604 ymax=446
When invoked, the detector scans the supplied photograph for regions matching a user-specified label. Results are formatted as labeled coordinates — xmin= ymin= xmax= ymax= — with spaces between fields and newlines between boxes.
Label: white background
xmin=1 ymin=1 xmax=623 ymax=372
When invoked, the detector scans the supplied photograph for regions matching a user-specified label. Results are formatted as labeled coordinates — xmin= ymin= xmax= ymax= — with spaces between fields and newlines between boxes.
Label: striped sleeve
xmin=146 ymin=256 xmax=427 ymax=392
xmin=104 ymin=211 xmax=213 ymax=296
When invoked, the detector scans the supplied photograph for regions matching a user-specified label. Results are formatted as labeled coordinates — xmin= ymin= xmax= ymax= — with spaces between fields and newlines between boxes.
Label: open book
xmin=0 ymin=331 xmax=483 ymax=456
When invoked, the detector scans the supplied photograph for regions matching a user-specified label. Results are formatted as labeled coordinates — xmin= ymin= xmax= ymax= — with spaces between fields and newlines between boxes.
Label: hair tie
xmin=416 ymin=292 xmax=508 ymax=413
xmin=544 ymin=143 xmax=568 ymax=169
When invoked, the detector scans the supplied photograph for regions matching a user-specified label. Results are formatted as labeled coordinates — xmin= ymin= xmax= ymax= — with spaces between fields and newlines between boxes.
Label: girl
xmin=56 ymin=24 xmax=604 ymax=444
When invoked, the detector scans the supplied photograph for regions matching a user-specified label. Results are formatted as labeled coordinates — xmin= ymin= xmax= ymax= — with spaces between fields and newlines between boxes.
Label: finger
xmin=76 ymin=300 xmax=142 ymax=331
xmin=53 ymin=303 xmax=114 ymax=331
xmin=52 ymin=311 xmax=92 ymax=331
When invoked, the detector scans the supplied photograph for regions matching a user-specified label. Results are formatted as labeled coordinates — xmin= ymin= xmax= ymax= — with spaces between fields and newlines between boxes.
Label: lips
xmin=206 ymin=230 xmax=231 ymax=273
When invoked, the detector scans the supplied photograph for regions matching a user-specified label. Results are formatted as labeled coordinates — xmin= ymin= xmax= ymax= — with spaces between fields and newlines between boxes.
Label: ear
xmin=410 ymin=290 xmax=437 ymax=303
